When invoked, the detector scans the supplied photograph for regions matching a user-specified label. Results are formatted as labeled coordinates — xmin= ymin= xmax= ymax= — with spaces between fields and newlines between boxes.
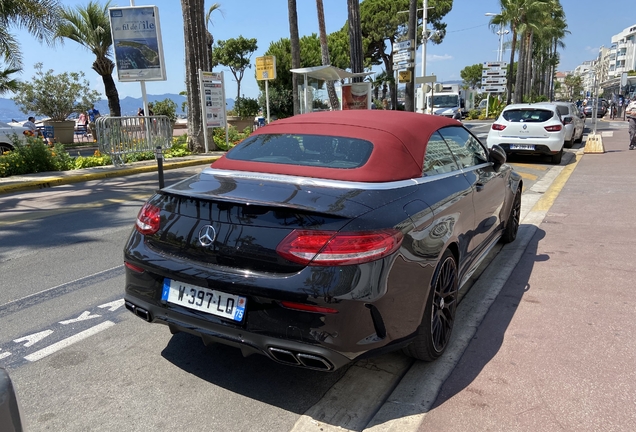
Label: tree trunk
xmin=288 ymin=0 xmax=301 ymax=115
xmin=506 ymin=27 xmax=517 ymax=105
xmin=404 ymin=0 xmax=417 ymax=112
xmin=515 ymin=31 xmax=526 ymax=103
xmin=206 ymin=30 xmax=214 ymax=71
xmin=316 ymin=0 xmax=339 ymax=110
xmin=181 ymin=0 xmax=209 ymax=152
xmin=347 ymin=0 xmax=363 ymax=82
xmin=100 ymin=73 xmax=121 ymax=117
xmin=524 ymin=31 xmax=533 ymax=100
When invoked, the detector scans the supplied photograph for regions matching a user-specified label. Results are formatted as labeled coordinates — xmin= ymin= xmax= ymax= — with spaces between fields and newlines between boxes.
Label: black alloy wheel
xmin=501 ymin=189 xmax=521 ymax=244
xmin=403 ymin=250 xmax=458 ymax=362
xmin=0 ymin=143 xmax=13 ymax=154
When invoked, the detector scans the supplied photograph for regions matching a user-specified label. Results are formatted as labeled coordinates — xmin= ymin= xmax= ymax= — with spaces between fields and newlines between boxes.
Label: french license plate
xmin=510 ymin=144 xmax=535 ymax=150
xmin=162 ymin=279 xmax=246 ymax=322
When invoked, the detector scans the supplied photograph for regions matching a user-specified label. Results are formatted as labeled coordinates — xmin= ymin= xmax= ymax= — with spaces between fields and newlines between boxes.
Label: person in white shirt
xmin=23 ymin=116 xmax=37 ymax=132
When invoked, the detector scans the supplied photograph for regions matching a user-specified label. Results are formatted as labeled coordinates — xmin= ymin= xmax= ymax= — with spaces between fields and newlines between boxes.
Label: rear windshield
xmin=502 ymin=109 xmax=554 ymax=123
xmin=226 ymin=134 xmax=373 ymax=169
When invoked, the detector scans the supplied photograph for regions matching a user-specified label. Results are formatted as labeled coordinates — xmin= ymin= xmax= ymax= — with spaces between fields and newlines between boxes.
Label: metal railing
xmin=95 ymin=116 xmax=173 ymax=167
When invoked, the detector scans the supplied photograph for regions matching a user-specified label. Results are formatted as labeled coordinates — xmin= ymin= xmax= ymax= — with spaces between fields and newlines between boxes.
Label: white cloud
xmin=427 ymin=54 xmax=453 ymax=62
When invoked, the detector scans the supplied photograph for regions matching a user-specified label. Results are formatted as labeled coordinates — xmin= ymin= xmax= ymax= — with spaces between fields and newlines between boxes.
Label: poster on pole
xmin=341 ymin=83 xmax=372 ymax=110
xmin=199 ymin=71 xmax=226 ymax=128
xmin=109 ymin=6 xmax=167 ymax=82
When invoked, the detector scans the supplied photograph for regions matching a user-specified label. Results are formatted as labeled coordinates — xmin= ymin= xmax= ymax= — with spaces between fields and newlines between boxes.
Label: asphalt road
xmin=0 ymin=123 xmax=603 ymax=431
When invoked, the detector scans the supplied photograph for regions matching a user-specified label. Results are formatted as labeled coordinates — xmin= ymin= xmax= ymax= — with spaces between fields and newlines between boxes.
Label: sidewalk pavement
xmin=416 ymin=123 xmax=636 ymax=431
xmin=0 ymin=152 xmax=225 ymax=195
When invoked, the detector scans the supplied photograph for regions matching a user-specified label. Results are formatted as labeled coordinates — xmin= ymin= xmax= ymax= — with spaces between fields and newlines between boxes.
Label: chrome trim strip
xmin=197 ymin=167 xmax=466 ymax=190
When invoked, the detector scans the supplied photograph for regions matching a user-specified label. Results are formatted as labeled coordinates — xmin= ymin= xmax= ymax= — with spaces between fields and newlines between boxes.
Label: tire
xmin=0 ymin=143 xmax=14 ymax=153
xmin=564 ymin=137 xmax=574 ymax=148
xmin=550 ymin=149 xmax=563 ymax=164
xmin=403 ymin=250 xmax=458 ymax=362
xmin=501 ymin=189 xmax=521 ymax=244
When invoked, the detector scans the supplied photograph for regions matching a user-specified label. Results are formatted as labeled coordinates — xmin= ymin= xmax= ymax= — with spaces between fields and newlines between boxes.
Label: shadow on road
xmin=160 ymin=332 xmax=348 ymax=414
xmin=428 ymin=227 xmax=547 ymax=410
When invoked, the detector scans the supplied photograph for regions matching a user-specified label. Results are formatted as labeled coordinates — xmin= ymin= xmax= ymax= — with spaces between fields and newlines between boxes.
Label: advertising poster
xmin=341 ymin=82 xmax=372 ymax=110
xmin=109 ymin=6 xmax=167 ymax=82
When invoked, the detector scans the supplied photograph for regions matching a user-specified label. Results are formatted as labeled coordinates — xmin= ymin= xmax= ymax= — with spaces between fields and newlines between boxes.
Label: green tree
xmin=181 ymin=0 xmax=209 ymax=152
xmin=55 ymin=1 xmax=121 ymax=116
xmin=563 ymin=74 xmax=582 ymax=101
xmin=0 ymin=0 xmax=61 ymax=69
xmin=359 ymin=0 xmax=453 ymax=109
xmin=13 ymin=63 xmax=100 ymax=121
xmin=0 ymin=67 xmax=20 ymax=95
xmin=212 ymin=35 xmax=258 ymax=100
xmin=460 ymin=64 xmax=483 ymax=89
xmin=148 ymin=98 xmax=177 ymax=123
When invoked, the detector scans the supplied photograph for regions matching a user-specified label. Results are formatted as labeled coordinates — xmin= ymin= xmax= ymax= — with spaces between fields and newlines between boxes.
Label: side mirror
xmin=0 ymin=367 xmax=24 ymax=431
xmin=489 ymin=144 xmax=507 ymax=170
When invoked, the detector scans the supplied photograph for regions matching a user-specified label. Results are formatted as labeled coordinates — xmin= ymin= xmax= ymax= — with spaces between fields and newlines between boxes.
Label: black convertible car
xmin=124 ymin=110 xmax=522 ymax=371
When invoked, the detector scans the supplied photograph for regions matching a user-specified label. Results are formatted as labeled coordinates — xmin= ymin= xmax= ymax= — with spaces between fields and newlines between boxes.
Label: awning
xmin=289 ymin=65 xmax=373 ymax=81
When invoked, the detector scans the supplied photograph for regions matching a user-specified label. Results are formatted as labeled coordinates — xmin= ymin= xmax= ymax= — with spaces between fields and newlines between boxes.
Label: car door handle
xmin=475 ymin=182 xmax=485 ymax=191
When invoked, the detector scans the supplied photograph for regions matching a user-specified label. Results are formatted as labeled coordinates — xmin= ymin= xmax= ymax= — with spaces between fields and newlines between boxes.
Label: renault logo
xmin=198 ymin=225 xmax=217 ymax=247
xmin=523 ymin=124 xmax=527 ymax=130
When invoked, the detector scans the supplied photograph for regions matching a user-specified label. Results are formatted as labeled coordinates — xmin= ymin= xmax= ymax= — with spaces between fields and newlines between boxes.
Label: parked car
xmin=487 ymin=103 xmax=567 ymax=164
xmin=583 ymin=100 xmax=607 ymax=118
xmin=123 ymin=111 xmax=522 ymax=371
xmin=0 ymin=121 xmax=28 ymax=153
xmin=0 ymin=367 xmax=24 ymax=431
xmin=536 ymin=101 xmax=585 ymax=147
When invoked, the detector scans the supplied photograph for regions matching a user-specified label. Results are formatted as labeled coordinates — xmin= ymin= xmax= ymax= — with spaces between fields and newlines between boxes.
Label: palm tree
xmin=0 ymin=66 xmax=20 ymax=95
xmin=205 ymin=3 xmax=223 ymax=71
xmin=288 ymin=0 xmax=301 ymax=115
xmin=0 ymin=0 xmax=61 ymax=68
xmin=55 ymin=1 xmax=121 ymax=116
xmin=316 ymin=0 xmax=339 ymax=110
xmin=181 ymin=0 xmax=209 ymax=152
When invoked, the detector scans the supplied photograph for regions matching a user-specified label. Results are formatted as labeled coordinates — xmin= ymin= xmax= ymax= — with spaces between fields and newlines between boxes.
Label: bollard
xmin=155 ymin=146 xmax=165 ymax=189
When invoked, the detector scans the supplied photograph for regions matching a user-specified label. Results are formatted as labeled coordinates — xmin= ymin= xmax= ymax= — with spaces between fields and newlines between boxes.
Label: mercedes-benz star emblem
xmin=198 ymin=225 xmax=217 ymax=247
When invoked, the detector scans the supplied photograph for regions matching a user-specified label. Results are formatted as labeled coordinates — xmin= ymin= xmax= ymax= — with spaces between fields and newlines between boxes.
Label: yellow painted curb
xmin=0 ymin=157 xmax=220 ymax=195
xmin=531 ymin=152 xmax=582 ymax=213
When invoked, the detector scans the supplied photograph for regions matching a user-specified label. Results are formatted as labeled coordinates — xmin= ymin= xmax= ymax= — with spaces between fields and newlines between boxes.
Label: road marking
xmin=98 ymin=299 xmax=125 ymax=312
xmin=24 ymin=321 xmax=115 ymax=362
xmin=531 ymin=152 xmax=581 ymax=213
xmin=59 ymin=311 xmax=101 ymax=325
xmin=511 ymin=163 xmax=549 ymax=171
xmin=0 ymin=351 xmax=11 ymax=359
xmin=13 ymin=330 xmax=53 ymax=347
xmin=516 ymin=171 xmax=538 ymax=181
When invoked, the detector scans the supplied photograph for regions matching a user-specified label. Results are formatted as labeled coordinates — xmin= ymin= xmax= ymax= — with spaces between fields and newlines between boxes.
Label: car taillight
xmin=544 ymin=124 xmax=562 ymax=132
xmin=135 ymin=202 xmax=161 ymax=235
xmin=124 ymin=261 xmax=145 ymax=273
xmin=276 ymin=229 xmax=403 ymax=266
xmin=491 ymin=123 xmax=506 ymax=131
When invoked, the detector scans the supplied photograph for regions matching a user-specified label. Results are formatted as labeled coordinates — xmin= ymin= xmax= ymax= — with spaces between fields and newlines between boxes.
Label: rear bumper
xmin=123 ymin=240 xmax=429 ymax=371
xmin=496 ymin=143 xmax=561 ymax=156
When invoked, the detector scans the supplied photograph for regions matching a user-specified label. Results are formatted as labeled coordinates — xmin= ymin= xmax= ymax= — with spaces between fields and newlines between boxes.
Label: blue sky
xmin=8 ymin=0 xmax=635 ymax=104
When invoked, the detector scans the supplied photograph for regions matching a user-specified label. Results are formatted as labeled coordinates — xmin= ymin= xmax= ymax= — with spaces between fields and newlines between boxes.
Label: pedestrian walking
xmin=628 ymin=113 xmax=636 ymax=150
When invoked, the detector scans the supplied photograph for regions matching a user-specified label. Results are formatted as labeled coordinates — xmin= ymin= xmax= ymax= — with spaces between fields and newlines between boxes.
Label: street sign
xmin=398 ymin=70 xmax=412 ymax=83
xmin=393 ymin=51 xmax=414 ymax=63
xmin=393 ymin=62 xmax=414 ymax=70
xmin=483 ymin=61 xmax=508 ymax=69
xmin=482 ymin=69 xmax=507 ymax=77
xmin=415 ymin=75 xmax=437 ymax=84
xmin=393 ymin=39 xmax=414 ymax=52
xmin=482 ymin=77 xmax=507 ymax=85
xmin=483 ymin=85 xmax=507 ymax=93
xmin=255 ymin=55 xmax=277 ymax=81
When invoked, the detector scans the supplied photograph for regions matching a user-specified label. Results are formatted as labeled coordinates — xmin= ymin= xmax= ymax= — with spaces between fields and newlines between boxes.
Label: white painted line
xmin=24 ymin=321 xmax=115 ymax=362
xmin=0 ymin=352 xmax=11 ymax=359
xmin=98 ymin=299 xmax=125 ymax=312
xmin=59 ymin=311 xmax=101 ymax=325
xmin=14 ymin=329 xmax=53 ymax=347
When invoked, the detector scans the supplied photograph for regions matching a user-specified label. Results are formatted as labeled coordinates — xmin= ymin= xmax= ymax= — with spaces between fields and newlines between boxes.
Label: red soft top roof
xmin=212 ymin=110 xmax=461 ymax=182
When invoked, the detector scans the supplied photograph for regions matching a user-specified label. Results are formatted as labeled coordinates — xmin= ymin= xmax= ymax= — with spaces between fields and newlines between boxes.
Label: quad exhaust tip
xmin=268 ymin=347 xmax=333 ymax=371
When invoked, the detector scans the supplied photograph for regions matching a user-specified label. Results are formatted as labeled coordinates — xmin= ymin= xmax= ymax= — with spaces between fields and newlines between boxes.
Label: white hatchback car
xmin=536 ymin=101 xmax=585 ymax=147
xmin=0 ymin=121 xmax=28 ymax=153
xmin=486 ymin=103 xmax=566 ymax=164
